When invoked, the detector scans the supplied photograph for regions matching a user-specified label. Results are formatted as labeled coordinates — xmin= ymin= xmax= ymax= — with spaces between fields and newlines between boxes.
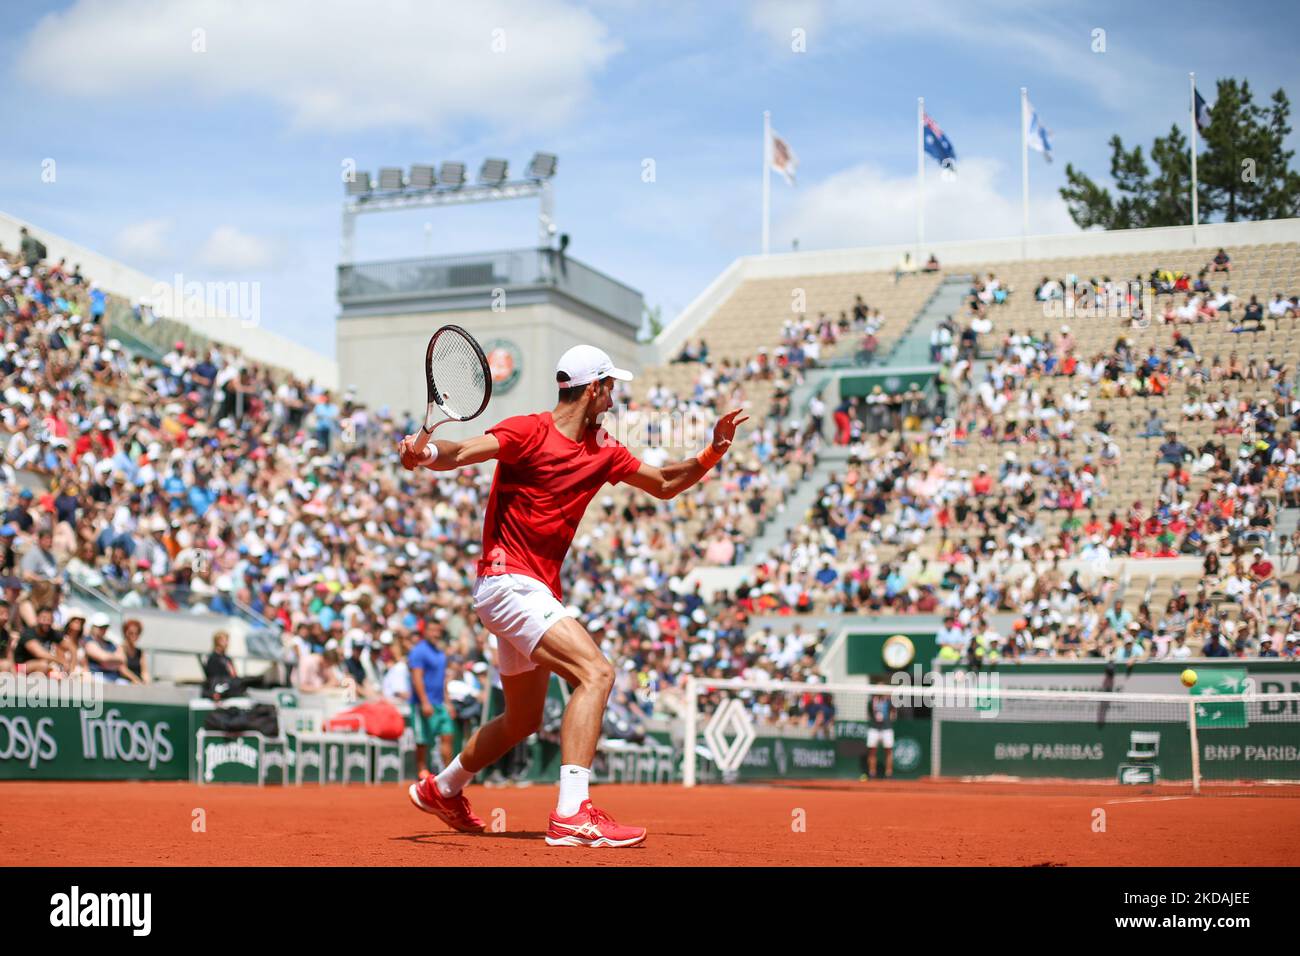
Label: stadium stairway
xmin=1278 ymin=506 xmax=1300 ymax=544
xmin=749 ymin=444 xmax=853 ymax=561
xmin=743 ymin=278 xmax=973 ymax=563
xmin=886 ymin=273 xmax=973 ymax=368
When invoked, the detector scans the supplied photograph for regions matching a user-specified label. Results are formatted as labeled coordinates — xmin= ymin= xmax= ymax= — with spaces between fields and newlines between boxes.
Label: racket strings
xmin=429 ymin=330 xmax=489 ymax=420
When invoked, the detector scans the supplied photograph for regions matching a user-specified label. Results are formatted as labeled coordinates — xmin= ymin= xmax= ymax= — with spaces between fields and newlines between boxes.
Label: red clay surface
xmin=4 ymin=779 xmax=1299 ymax=866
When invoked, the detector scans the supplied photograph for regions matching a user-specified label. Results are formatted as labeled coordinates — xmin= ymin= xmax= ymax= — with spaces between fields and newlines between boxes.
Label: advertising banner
xmin=0 ymin=701 xmax=188 ymax=781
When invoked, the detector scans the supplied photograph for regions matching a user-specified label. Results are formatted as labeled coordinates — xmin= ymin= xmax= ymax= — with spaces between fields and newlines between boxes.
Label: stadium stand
xmin=0 ymin=236 xmax=839 ymax=738
xmin=780 ymin=241 xmax=1300 ymax=662
xmin=3 ymin=225 xmax=1299 ymax=739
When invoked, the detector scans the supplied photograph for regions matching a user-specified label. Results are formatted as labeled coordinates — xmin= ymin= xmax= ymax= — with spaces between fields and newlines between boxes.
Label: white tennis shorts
xmin=471 ymin=573 xmax=573 ymax=676
xmin=867 ymin=728 xmax=895 ymax=748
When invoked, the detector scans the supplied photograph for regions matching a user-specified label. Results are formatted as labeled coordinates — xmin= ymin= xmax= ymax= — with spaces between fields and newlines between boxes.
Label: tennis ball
xmin=1181 ymin=668 xmax=1198 ymax=688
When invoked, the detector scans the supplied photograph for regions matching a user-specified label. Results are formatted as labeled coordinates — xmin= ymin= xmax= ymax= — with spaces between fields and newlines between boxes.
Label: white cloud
xmin=18 ymin=0 xmax=620 ymax=133
xmin=113 ymin=218 xmax=173 ymax=261
xmin=197 ymin=225 xmax=276 ymax=272
xmin=777 ymin=156 xmax=1077 ymax=250
xmin=787 ymin=0 xmax=1165 ymax=112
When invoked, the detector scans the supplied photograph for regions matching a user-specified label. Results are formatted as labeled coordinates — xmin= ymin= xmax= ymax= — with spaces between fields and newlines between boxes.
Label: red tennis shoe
xmin=408 ymin=778 xmax=486 ymax=833
xmin=546 ymin=800 xmax=647 ymax=848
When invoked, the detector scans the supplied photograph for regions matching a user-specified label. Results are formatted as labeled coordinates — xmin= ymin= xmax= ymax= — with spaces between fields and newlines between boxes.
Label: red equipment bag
xmin=325 ymin=699 xmax=406 ymax=740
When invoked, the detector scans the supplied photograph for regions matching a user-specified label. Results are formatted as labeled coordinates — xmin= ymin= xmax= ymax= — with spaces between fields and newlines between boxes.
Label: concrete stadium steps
xmin=886 ymin=273 xmax=973 ymax=368
xmin=748 ymin=445 xmax=854 ymax=558
xmin=1277 ymin=506 xmax=1300 ymax=542
xmin=606 ymin=267 xmax=956 ymax=570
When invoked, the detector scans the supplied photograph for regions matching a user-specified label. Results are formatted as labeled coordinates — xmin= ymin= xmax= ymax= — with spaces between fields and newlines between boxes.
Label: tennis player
xmin=398 ymin=343 xmax=746 ymax=848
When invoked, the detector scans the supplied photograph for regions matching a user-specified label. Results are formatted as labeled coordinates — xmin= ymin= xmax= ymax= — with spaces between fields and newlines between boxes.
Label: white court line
xmin=1104 ymin=795 xmax=1195 ymax=805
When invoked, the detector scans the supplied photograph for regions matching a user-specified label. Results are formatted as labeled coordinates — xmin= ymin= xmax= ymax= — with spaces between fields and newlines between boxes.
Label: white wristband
xmin=426 ymin=443 xmax=439 ymax=464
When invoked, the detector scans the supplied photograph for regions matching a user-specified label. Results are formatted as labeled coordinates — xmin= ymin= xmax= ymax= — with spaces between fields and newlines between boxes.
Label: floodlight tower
xmin=335 ymin=150 xmax=643 ymax=430
xmin=340 ymin=152 xmax=558 ymax=263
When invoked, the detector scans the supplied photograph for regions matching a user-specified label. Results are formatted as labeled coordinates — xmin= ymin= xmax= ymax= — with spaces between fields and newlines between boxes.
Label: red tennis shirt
xmin=476 ymin=412 xmax=642 ymax=599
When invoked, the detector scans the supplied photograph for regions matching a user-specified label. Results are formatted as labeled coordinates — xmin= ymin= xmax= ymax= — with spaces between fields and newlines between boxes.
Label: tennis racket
xmin=410 ymin=324 xmax=492 ymax=454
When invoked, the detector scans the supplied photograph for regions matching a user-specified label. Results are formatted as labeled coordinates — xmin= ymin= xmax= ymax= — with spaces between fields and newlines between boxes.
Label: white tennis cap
xmin=555 ymin=344 xmax=633 ymax=388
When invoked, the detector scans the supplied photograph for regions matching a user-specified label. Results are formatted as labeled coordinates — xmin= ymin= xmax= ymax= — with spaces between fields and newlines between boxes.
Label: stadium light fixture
xmin=408 ymin=164 xmax=436 ymax=189
xmin=341 ymin=154 xmax=558 ymax=261
xmin=439 ymin=161 xmax=466 ymax=187
xmin=345 ymin=171 xmax=372 ymax=196
xmin=527 ymin=152 xmax=558 ymax=180
xmin=479 ymin=158 xmax=509 ymax=185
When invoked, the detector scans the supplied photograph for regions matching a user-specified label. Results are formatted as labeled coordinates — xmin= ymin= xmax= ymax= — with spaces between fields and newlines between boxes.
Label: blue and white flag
xmin=1194 ymin=88 xmax=1212 ymax=131
xmin=923 ymin=113 xmax=956 ymax=172
xmin=1025 ymin=99 xmax=1053 ymax=163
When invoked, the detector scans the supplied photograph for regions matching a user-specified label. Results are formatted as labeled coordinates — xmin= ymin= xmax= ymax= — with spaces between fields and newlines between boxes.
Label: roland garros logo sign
xmin=483 ymin=339 xmax=522 ymax=394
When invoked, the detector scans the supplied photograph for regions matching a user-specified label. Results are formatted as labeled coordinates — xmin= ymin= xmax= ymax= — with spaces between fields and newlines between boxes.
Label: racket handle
xmin=411 ymin=428 xmax=433 ymax=454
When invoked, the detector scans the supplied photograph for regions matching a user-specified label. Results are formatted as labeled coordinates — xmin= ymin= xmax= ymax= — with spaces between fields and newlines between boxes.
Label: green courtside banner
xmin=1191 ymin=668 xmax=1249 ymax=728
xmin=0 ymin=701 xmax=189 ymax=781
xmin=938 ymin=716 xmax=1300 ymax=781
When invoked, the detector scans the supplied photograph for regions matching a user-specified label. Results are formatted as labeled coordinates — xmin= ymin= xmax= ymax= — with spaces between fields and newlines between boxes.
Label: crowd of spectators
xmin=723 ymin=261 xmax=1300 ymax=661
xmin=0 ymin=237 xmax=838 ymax=730
xmin=7 ymin=231 xmax=1298 ymax=735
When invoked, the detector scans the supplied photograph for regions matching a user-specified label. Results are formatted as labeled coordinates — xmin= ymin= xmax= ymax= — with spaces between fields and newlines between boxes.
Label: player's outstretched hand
xmin=398 ymin=434 xmax=431 ymax=470
xmin=711 ymin=408 xmax=749 ymax=452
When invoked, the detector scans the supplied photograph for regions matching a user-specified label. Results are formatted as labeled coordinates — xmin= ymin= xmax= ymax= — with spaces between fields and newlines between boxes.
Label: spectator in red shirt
xmin=1250 ymin=548 xmax=1275 ymax=587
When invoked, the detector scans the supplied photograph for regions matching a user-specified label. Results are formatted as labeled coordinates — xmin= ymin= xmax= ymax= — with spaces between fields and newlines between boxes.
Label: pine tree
xmin=1059 ymin=77 xmax=1300 ymax=229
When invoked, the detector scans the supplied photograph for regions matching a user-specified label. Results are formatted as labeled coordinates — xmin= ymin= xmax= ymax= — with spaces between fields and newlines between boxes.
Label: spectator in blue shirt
xmin=1106 ymin=601 xmax=1133 ymax=635
xmin=408 ymin=623 xmax=453 ymax=779
xmin=1138 ymin=411 xmax=1170 ymax=442
xmin=1202 ymin=632 xmax=1231 ymax=658
xmin=89 ymin=285 xmax=106 ymax=324
xmin=314 ymin=397 xmax=339 ymax=452
xmin=1157 ymin=433 xmax=1188 ymax=465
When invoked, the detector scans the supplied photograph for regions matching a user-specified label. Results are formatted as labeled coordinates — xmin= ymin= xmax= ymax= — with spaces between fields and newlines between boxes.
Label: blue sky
xmin=2 ymin=0 xmax=1297 ymax=356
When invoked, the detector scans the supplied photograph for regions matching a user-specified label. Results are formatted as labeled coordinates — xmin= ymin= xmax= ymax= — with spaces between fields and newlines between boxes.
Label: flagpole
xmin=1190 ymin=72 xmax=1199 ymax=246
xmin=917 ymin=96 xmax=924 ymax=265
xmin=1020 ymin=87 xmax=1029 ymax=260
xmin=762 ymin=110 xmax=771 ymax=256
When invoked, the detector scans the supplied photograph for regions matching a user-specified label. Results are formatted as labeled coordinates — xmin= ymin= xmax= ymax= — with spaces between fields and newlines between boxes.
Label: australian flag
xmin=923 ymin=113 xmax=956 ymax=172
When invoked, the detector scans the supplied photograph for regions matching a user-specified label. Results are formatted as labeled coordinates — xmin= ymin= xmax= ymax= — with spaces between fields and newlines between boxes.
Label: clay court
xmin=7 ymin=779 xmax=1298 ymax=867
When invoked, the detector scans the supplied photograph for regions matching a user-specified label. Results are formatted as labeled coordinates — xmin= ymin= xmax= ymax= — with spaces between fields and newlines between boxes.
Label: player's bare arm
xmin=397 ymin=433 xmax=500 ymax=471
xmin=623 ymin=408 xmax=749 ymax=500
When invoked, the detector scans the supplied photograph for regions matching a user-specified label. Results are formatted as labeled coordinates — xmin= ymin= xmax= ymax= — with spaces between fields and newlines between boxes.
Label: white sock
xmin=435 ymin=756 xmax=474 ymax=797
xmin=556 ymin=764 xmax=590 ymax=817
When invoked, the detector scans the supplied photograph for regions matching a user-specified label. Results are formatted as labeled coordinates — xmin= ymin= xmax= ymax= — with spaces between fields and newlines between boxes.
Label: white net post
xmin=1188 ymin=698 xmax=1202 ymax=796
xmin=930 ymin=699 xmax=941 ymax=778
xmin=683 ymin=675 xmax=698 ymax=789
